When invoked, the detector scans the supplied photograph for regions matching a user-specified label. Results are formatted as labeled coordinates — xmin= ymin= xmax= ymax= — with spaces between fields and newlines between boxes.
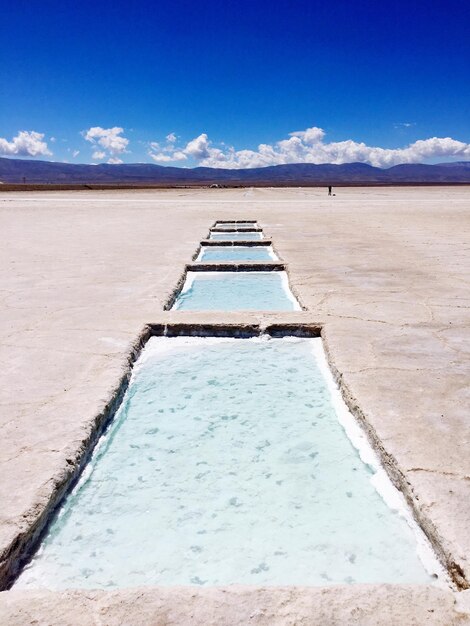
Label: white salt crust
xmin=311 ymin=338 xmax=451 ymax=588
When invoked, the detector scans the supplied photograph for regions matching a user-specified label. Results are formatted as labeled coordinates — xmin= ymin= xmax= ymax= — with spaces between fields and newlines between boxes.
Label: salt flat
xmin=0 ymin=186 xmax=469 ymax=623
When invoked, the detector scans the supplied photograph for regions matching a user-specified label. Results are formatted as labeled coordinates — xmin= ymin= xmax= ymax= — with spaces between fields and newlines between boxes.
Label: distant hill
xmin=436 ymin=161 xmax=470 ymax=169
xmin=0 ymin=157 xmax=469 ymax=185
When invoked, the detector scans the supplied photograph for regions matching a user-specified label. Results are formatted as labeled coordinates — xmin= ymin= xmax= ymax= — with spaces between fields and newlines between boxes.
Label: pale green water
xmin=198 ymin=246 xmax=275 ymax=262
xmin=172 ymin=271 xmax=299 ymax=311
xmin=210 ymin=232 xmax=262 ymax=241
xmin=214 ymin=222 xmax=257 ymax=229
xmin=16 ymin=337 xmax=437 ymax=589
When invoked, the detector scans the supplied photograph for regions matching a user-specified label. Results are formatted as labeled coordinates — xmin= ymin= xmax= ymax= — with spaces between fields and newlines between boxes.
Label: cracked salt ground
xmin=16 ymin=337 xmax=441 ymax=589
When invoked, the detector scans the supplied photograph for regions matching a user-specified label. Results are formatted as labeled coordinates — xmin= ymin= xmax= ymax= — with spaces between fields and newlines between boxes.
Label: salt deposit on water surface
xmin=172 ymin=271 xmax=300 ymax=311
xmin=210 ymin=231 xmax=262 ymax=241
xmin=16 ymin=337 xmax=443 ymax=589
xmin=197 ymin=245 xmax=276 ymax=262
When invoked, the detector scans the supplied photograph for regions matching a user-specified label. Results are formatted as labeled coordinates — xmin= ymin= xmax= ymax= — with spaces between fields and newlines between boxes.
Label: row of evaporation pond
xmin=170 ymin=220 xmax=301 ymax=311
xmin=15 ymin=219 xmax=446 ymax=590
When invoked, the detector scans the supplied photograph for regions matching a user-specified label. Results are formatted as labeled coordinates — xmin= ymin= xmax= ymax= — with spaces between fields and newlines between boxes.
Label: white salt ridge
xmin=310 ymin=339 xmax=450 ymax=587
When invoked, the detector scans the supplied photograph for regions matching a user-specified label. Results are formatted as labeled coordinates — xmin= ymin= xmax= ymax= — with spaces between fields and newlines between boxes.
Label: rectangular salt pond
xmin=210 ymin=231 xmax=262 ymax=241
xmin=171 ymin=271 xmax=300 ymax=311
xmin=16 ymin=336 xmax=442 ymax=589
xmin=214 ymin=222 xmax=258 ymax=229
xmin=196 ymin=246 xmax=277 ymax=262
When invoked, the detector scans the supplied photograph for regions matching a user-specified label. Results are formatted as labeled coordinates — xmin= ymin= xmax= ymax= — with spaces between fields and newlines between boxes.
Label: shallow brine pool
xmin=214 ymin=222 xmax=258 ymax=229
xmin=197 ymin=246 xmax=277 ymax=262
xmin=209 ymin=231 xmax=262 ymax=241
xmin=16 ymin=337 xmax=442 ymax=589
xmin=172 ymin=271 xmax=300 ymax=311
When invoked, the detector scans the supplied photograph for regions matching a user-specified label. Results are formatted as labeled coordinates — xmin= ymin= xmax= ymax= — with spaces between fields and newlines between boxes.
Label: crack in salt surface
xmin=325 ymin=314 xmax=393 ymax=325
xmin=407 ymin=468 xmax=470 ymax=481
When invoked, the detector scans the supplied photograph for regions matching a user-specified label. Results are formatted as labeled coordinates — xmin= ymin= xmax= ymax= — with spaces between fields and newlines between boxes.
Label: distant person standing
xmin=328 ymin=185 xmax=332 ymax=196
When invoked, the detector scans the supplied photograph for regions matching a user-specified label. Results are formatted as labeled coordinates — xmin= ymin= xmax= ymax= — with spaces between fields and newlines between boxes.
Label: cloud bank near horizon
xmin=148 ymin=127 xmax=470 ymax=168
xmin=1 ymin=126 xmax=470 ymax=168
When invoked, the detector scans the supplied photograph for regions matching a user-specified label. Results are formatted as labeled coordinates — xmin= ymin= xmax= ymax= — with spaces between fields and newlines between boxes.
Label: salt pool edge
xmin=15 ymin=335 xmax=449 ymax=589
xmin=310 ymin=338 xmax=451 ymax=588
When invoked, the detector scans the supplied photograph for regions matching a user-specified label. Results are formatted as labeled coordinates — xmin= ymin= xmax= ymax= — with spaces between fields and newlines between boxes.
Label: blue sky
xmin=1 ymin=0 xmax=469 ymax=167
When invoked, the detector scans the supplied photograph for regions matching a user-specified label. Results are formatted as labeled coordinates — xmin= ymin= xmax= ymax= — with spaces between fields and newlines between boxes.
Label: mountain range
xmin=1 ymin=157 xmax=469 ymax=185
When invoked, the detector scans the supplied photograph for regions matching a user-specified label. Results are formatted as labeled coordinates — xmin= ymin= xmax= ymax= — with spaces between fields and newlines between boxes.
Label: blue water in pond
xmin=210 ymin=232 xmax=262 ymax=241
xmin=16 ymin=337 xmax=436 ymax=589
xmin=214 ymin=222 xmax=257 ymax=229
xmin=172 ymin=271 xmax=299 ymax=311
xmin=198 ymin=246 xmax=275 ymax=262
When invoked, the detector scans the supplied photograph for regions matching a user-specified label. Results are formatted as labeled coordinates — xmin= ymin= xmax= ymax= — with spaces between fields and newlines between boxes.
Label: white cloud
xmin=72 ymin=150 xmax=80 ymax=158
xmin=84 ymin=126 xmax=129 ymax=161
xmin=107 ymin=157 xmax=123 ymax=164
xmin=50 ymin=136 xmax=57 ymax=143
xmin=289 ymin=127 xmax=326 ymax=144
xmin=149 ymin=132 xmax=228 ymax=164
xmin=171 ymin=127 xmax=470 ymax=169
xmin=0 ymin=131 xmax=52 ymax=157
xmin=148 ymin=137 xmax=188 ymax=163
xmin=184 ymin=133 xmax=212 ymax=160
xmin=149 ymin=152 xmax=180 ymax=163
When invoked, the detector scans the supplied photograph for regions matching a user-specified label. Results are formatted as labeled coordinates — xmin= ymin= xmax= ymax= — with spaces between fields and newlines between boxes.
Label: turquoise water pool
xmin=210 ymin=232 xmax=262 ymax=241
xmin=214 ymin=222 xmax=257 ymax=229
xmin=172 ymin=271 xmax=300 ymax=311
xmin=16 ymin=337 xmax=440 ymax=589
xmin=197 ymin=246 xmax=276 ymax=262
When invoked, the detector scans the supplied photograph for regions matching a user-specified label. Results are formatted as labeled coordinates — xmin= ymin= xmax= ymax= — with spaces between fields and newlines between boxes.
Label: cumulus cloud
xmin=289 ymin=127 xmax=326 ymax=144
xmin=149 ymin=152 xmax=181 ymax=162
xmin=148 ymin=136 xmax=188 ymax=163
xmin=184 ymin=133 xmax=212 ymax=160
xmin=84 ymin=126 xmax=129 ymax=161
xmin=0 ymin=131 xmax=52 ymax=157
xmin=148 ymin=132 xmax=227 ymax=164
xmin=155 ymin=127 xmax=470 ymax=169
xmin=107 ymin=157 xmax=123 ymax=164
